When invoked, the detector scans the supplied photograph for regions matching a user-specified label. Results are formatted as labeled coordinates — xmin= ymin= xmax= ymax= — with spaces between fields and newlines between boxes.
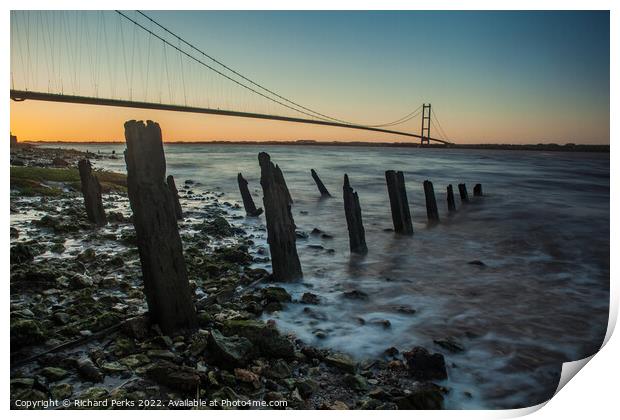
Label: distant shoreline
xmin=21 ymin=140 xmax=609 ymax=153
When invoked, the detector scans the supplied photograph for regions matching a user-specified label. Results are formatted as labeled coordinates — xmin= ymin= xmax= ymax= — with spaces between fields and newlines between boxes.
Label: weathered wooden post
xmin=458 ymin=183 xmax=469 ymax=204
xmin=77 ymin=159 xmax=107 ymax=226
xmin=447 ymin=185 xmax=456 ymax=213
xmin=124 ymin=120 xmax=197 ymax=334
xmin=473 ymin=183 xmax=483 ymax=197
xmin=237 ymin=173 xmax=263 ymax=216
xmin=423 ymin=180 xmax=440 ymax=223
xmin=385 ymin=170 xmax=413 ymax=235
xmin=166 ymin=175 xmax=183 ymax=220
xmin=343 ymin=174 xmax=368 ymax=255
xmin=258 ymin=152 xmax=303 ymax=281
xmin=311 ymin=169 xmax=331 ymax=197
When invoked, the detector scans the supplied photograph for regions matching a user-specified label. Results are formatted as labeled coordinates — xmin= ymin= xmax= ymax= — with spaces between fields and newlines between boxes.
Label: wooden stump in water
xmin=447 ymin=184 xmax=456 ymax=213
xmin=258 ymin=152 xmax=303 ymax=281
xmin=385 ymin=170 xmax=413 ymax=235
xmin=237 ymin=173 xmax=263 ymax=216
xmin=77 ymin=159 xmax=107 ymax=227
xmin=311 ymin=169 xmax=331 ymax=197
xmin=124 ymin=120 xmax=197 ymax=334
xmin=343 ymin=174 xmax=368 ymax=255
xmin=458 ymin=183 xmax=470 ymax=204
xmin=166 ymin=175 xmax=183 ymax=220
xmin=473 ymin=183 xmax=483 ymax=197
xmin=423 ymin=180 xmax=440 ymax=223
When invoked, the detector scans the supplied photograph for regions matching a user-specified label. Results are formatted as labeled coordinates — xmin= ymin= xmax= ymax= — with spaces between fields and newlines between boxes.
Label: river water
xmin=51 ymin=143 xmax=609 ymax=409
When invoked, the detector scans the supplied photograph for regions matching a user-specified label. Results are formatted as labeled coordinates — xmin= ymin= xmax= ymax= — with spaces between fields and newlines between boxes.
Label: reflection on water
xmin=62 ymin=143 xmax=608 ymax=409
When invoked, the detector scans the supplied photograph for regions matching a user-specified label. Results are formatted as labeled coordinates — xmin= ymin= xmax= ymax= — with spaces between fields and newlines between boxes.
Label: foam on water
xmin=53 ymin=143 xmax=608 ymax=409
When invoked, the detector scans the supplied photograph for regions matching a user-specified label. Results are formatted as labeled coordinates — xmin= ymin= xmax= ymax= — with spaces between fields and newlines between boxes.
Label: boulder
xmin=324 ymin=353 xmax=357 ymax=373
xmin=221 ymin=320 xmax=294 ymax=359
xmin=10 ymin=243 xmax=34 ymax=264
xmin=403 ymin=346 xmax=448 ymax=380
xmin=11 ymin=319 xmax=46 ymax=349
xmin=146 ymin=360 xmax=200 ymax=392
xmin=392 ymin=383 xmax=444 ymax=409
xmin=207 ymin=329 xmax=255 ymax=366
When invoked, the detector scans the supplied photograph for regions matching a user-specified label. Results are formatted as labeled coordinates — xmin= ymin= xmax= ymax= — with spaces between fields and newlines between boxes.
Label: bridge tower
xmin=420 ymin=103 xmax=431 ymax=145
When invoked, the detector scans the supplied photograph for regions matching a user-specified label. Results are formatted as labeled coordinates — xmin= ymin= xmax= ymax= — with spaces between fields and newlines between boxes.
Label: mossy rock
xmin=222 ymin=320 xmax=295 ymax=359
xmin=11 ymin=319 xmax=46 ymax=349
xmin=40 ymin=367 xmax=69 ymax=381
xmin=11 ymin=166 xmax=126 ymax=196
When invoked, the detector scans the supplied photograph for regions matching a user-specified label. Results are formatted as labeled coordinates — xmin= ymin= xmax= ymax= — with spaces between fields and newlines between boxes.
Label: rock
xmin=343 ymin=373 xmax=368 ymax=391
xmin=368 ymin=387 xmax=391 ymax=400
xmin=403 ymin=346 xmax=448 ymax=380
xmin=52 ymin=157 xmax=69 ymax=167
xmin=10 ymin=319 xmax=46 ymax=348
xmin=50 ymin=383 xmax=73 ymax=400
xmin=325 ymin=353 xmax=357 ymax=373
xmin=433 ymin=337 xmax=465 ymax=353
xmin=77 ymin=248 xmax=96 ymax=262
xmin=69 ymin=273 xmax=93 ymax=289
xmin=266 ymin=359 xmax=291 ymax=379
xmin=77 ymin=357 xmax=103 ymax=382
xmin=294 ymin=378 xmax=319 ymax=398
xmin=327 ymin=400 xmax=349 ymax=410
xmin=50 ymin=243 xmax=65 ymax=254
xmin=300 ymin=292 xmax=320 ymax=305
xmin=384 ymin=347 xmax=399 ymax=357
xmin=234 ymin=368 xmax=260 ymax=384
xmin=10 ymin=243 xmax=34 ymax=264
xmin=121 ymin=315 xmax=150 ymax=340
xmin=222 ymin=319 xmax=294 ymax=359
xmin=119 ymin=354 xmax=150 ymax=369
xmin=342 ymin=290 xmax=369 ymax=300
xmin=392 ymin=383 xmax=444 ymax=409
xmin=78 ymin=387 xmax=109 ymax=403
xmin=467 ymin=260 xmax=486 ymax=266
xmin=207 ymin=329 xmax=255 ymax=366
xmin=146 ymin=360 xmax=200 ymax=392
xmin=147 ymin=349 xmax=176 ymax=360
xmin=261 ymin=286 xmax=292 ymax=303
xmin=40 ymin=367 xmax=69 ymax=381
xmin=200 ymin=216 xmax=234 ymax=237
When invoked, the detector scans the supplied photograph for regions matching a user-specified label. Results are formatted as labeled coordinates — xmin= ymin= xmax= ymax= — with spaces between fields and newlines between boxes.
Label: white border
xmin=3 ymin=1 xmax=616 ymax=419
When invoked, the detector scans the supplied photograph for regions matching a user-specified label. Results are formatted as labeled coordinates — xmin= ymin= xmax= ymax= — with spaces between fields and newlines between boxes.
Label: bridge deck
xmin=10 ymin=90 xmax=451 ymax=144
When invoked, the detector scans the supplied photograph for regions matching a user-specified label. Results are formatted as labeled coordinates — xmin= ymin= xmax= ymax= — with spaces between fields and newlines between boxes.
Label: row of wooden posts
xmin=238 ymin=156 xmax=483 ymax=284
xmin=75 ymin=119 xmax=483 ymax=334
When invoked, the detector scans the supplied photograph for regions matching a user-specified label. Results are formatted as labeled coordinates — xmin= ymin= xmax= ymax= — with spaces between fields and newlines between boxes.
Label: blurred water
xmin=56 ymin=143 xmax=609 ymax=409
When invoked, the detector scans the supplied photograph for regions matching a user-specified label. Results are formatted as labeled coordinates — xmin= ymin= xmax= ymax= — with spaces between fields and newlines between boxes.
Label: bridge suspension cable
xmin=128 ymin=10 xmax=423 ymax=129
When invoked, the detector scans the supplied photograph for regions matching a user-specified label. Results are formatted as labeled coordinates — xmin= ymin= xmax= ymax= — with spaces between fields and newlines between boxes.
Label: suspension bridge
xmin=10 ymin=10 xmax=453 ymax=144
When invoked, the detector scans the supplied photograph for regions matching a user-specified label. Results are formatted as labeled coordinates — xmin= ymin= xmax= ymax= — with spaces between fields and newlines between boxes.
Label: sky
xmin=10 ymin=10 xmax=610 ymax=144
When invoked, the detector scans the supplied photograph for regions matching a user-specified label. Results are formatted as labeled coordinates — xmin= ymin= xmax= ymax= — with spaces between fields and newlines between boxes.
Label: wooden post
xmin=473 ymin=183 xmax=483 ymax=197
xmin=447 ymin=185 xmax=456 ymax=213
xmin=258 ymin=152 xmax=303 ymax=281
xmin=458 ymin=183 xmax=469 ymax=204
xmin=124 ymin=120 xmax=197 ymax=334
xmin=77 ymin=159 xmax=107 ymax=226
xmin=311 ymin=169 xmax=331 ymax=197
xmin=343 ymin=174 xmax=368 ymax=255
xmin=166 ymin=175 xmax=183 ymax=220
xmin=423 ymin=180 xmax=439 ymax=223
xmin=237 ymin=173 xmax=263 ymax=216
xmin=385 ymin=170 xmax=413 ymax=235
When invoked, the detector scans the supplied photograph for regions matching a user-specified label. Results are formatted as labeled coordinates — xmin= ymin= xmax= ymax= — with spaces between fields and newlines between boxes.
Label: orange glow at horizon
xmin=10 ymin=99 xmax=610 ymax=145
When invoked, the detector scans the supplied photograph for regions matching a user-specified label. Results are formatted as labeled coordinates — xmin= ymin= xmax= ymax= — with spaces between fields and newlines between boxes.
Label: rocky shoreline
xmin=10 ymin=145 xmax=450 ymax=410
